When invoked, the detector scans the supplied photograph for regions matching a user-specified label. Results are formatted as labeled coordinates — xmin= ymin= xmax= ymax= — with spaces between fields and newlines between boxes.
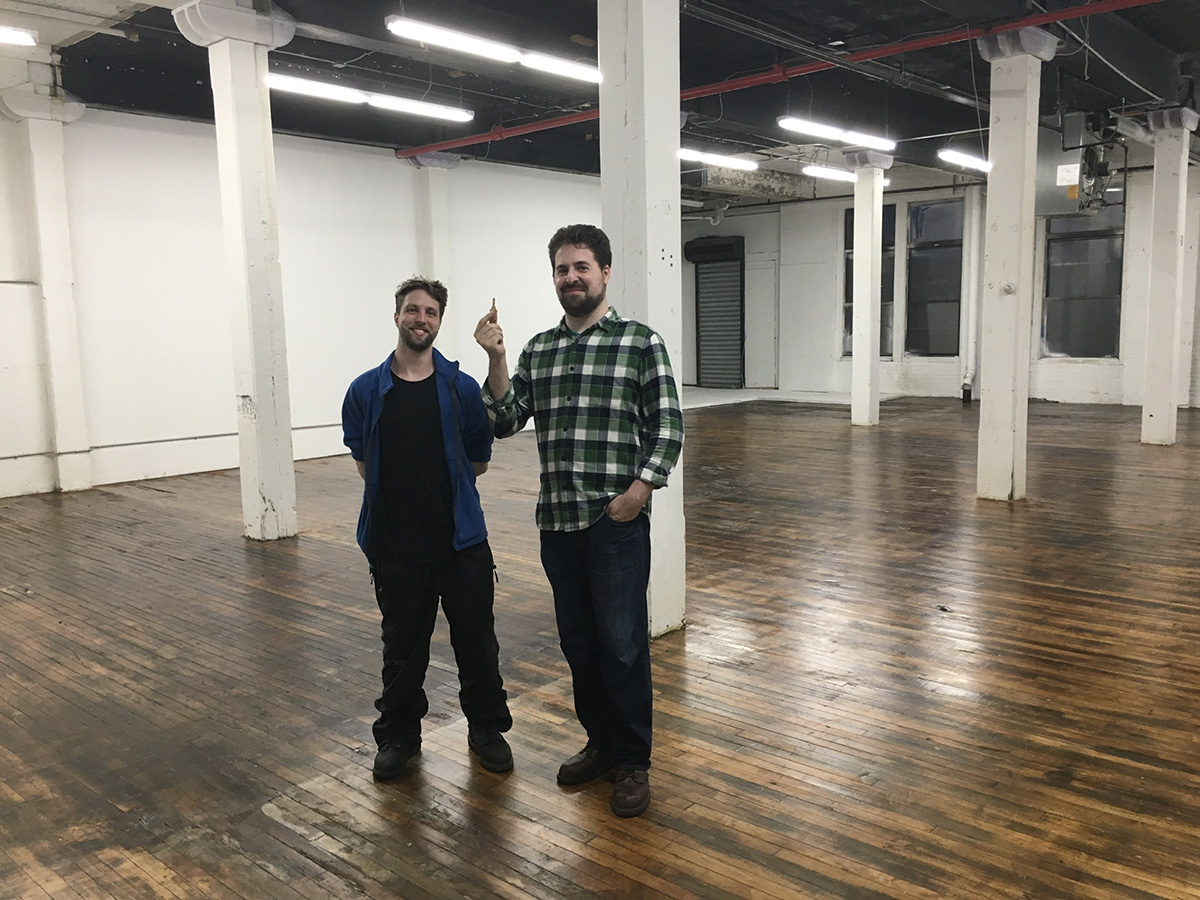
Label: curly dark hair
xmin=395 ymin=277 xmax=448 ymax=316
xmin=547 ymin=224 xmax=612 ymax=270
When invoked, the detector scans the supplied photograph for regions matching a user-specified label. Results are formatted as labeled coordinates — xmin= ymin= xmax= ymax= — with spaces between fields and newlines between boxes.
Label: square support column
xmin=176 ymin=1 xmax=297 ymax=539
xmin=844 ymin=151 xmax=893 ymax=426
xmin=1141 ymin=108 xmax=1198 ymax=445
xmin=1 ymin=66 xmax=92 ymax=492
xmin=598 ymin=0 xmax=686 ymax=637
xmin=975 ymin=28 xmax=1055 ymax=501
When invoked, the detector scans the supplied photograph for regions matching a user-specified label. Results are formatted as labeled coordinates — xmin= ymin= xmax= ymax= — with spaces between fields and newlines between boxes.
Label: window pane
xmin=908 ymin=246 xmax=961 ymax=301
xmin=843 ymin=250 xmax=896 ymax=358
xmin=1042 ymin=297 xmax=1120 ymax=358
xmin=844 ymin=253 xmax=854 ymax=356
xmin=1046 ymin=236 xmax=1122 ymax=300
xmin=845 ymin=204 xmax=897 ymax=251
xmin=906 ymin=245 xmax=961 ymax=356
xmin=843 ymin=298 xmax=854 ymax=356
xmin=909 ymin=200 xmax=964 ymax=244
xmin=1048 ymin=204 xmax=1125 ymax=234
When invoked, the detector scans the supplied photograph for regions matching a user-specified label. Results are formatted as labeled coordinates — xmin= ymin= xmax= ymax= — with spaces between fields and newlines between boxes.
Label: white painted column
xmin=1140 ymin=108 xmax=1197 ymax=445
xmin=598 ymin=0 xmax=685 ymax=636
xmin=175 ymin=1 xmax=297 ymax=539
xmin=413 ymin=165 xmax=451 ymax=278
xmin=0 ymin=63 xmax=92 ymax=491
xmin=975 ymin=28 xmax=1056 ymax=501
xmin=844 ymin=151 xmax=892 ymax=426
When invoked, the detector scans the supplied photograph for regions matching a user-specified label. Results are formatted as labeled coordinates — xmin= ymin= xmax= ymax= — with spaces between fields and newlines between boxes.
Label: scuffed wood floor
xmin=2 ymin=398 xmax=1199 ymax=899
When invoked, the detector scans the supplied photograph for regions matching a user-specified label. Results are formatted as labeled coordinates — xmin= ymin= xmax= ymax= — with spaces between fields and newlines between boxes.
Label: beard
xmin=400 ymin=325 xmax=436 ymax=351
xmin=557 ymin=283 xmax=606 ymax=319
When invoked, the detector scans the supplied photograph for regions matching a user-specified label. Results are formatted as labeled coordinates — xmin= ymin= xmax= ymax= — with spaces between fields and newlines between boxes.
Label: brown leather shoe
xmin=611 ymin=769 xmax=650 ymax=817
xmin=556 ymin=745 xmax=613 ymax=785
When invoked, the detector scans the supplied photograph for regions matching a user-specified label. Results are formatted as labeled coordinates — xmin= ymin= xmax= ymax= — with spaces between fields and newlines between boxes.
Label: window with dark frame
xmin=1042 ymin=203 xmax=1124 ymax=359
xmin=905 ymin=199 xmax=964 ymax=357
xmin=843 ymin=204 xmax=897 ymax=358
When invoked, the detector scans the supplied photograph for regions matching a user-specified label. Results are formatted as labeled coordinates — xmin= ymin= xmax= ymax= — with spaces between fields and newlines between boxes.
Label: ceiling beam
xmin=680 ymin=0 xmax=990 ymax=113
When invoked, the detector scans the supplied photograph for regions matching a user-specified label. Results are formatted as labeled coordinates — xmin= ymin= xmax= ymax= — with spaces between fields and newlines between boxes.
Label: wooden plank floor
xmin=2 ymin=398 xmax=1200 ymax=899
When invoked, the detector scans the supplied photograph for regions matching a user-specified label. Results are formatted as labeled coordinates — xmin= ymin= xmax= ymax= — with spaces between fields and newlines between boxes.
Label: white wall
xmin=273 ymin=134 xmax=424 ymax=460
xmin=684 ymin=174 xmax=1200 ymax=404
xmin=779 ymin=201 xmax=840 ymax=392
xmin=1 ymin=108 xmax=601 ymax=498
xmin=441 ymin=161 xmax=601 ymax=380
xmin=680 ymin=208 xmax=780 ymax=386
xmin=686 ymin=188 xmax=977 ymax=396
xmin=5 ymin=103 xmax=1200 ymax=500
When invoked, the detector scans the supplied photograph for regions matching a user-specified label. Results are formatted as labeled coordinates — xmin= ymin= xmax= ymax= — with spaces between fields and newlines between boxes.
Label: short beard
xmin=557 ymin=287 xmax=605 ymax=320
xmin=401 ymin=328 xmax=435 ymax=351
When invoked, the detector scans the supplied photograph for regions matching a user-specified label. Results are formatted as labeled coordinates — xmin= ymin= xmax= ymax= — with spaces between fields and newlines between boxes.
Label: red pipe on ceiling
xmin=395 ymin=0 xmax=1166 ymax=159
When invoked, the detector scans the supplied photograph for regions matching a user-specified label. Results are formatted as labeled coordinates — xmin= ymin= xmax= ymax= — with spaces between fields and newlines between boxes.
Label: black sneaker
xmin=467 ymin=724 xmax=513 ymax=773
xmin=373 ymin=739 xmax=420 ymax=781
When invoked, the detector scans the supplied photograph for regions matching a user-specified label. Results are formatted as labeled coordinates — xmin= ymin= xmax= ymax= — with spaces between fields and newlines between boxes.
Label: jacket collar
xmin=376 ymin=347 xmax=457 ymax=397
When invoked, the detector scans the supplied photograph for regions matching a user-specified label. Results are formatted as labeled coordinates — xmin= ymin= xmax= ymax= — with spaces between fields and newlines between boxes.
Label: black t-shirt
xmin=369 ymin=370 xmax=454 ymax=562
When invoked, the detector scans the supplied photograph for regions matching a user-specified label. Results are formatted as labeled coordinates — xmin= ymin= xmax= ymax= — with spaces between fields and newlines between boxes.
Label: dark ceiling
xmin=55 ymin=0 xmax=1200 ymax=185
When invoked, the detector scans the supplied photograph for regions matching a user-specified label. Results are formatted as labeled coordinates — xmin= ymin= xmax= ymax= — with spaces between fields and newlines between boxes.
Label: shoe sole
xmin=556 ymin=764 xmax=614 ymax=786
xmin=611 ymin=794 xmax=650 ymax=817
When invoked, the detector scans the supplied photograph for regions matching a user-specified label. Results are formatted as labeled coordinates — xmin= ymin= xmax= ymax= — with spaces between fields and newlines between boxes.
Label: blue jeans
xmin=540 ymin=513 xmax=652 ymax=770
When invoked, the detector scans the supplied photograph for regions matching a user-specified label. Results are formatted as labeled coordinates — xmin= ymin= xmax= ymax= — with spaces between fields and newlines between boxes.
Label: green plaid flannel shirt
xmin=483 ymin=308 xmax=684 ymax=532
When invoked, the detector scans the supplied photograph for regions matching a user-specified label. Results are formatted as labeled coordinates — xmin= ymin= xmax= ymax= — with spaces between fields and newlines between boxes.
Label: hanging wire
xmin=967 ymin=28 xmax=985 ymax=158
xmin=1026 ymin=1 xmax=1162 ymax=103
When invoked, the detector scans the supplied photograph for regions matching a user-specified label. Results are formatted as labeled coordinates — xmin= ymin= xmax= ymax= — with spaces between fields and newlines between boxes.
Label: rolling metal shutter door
xmin=696 ymin=260 xmax=744 ymax=388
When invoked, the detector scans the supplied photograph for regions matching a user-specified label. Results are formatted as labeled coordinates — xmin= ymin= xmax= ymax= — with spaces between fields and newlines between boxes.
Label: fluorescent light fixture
xmin=520 ymin=53 xmax=602 ymax=83
xmin=938 ymin=148 xmax=992 ymax=173
xmin=678 ymin=148 xmax=758 ymax=171
xmin=266 ymin=74 xmax=474 ymax=122
xmin=0 ymin=26 xmax=37 ymax=46
xmin=265 ymin=73 xmax=367 ymax=104
xmin=803 ymin=165 xmax=857 ymax=182
xmin=385 ymin=15 xmax=522 ymax=63
xmin=802 ymin=165 xmax=890 ymax=186
xmin=384 ymin=15 xmax=601 ymax=84
xmin=778 ymin=116 xmax=896 ymax=152
xmin=367 ymin=94 xmax=474 ymax=122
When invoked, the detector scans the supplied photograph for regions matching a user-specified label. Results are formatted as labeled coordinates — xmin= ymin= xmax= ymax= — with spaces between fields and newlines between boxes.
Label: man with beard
xmin=473 ymin=224 xmax=683 ymax=817
xmin=342 ymin=277 xmax=513 ymax=780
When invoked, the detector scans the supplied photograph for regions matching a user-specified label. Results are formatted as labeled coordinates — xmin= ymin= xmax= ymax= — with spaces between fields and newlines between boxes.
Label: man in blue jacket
xmin=342 ymin=277 xmax=513 ymax=780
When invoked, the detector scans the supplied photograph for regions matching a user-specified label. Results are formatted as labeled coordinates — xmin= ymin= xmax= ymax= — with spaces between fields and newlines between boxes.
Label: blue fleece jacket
xmin=341 ymin=349 xmax=492 ymax=558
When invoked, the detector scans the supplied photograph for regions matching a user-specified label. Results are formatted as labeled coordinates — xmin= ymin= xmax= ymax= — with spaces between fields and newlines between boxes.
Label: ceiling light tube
xmin=778 ymin=116 xmax=896 ymax=152
xmin=265 ymin=74 xmax=367 ymax=104
xmin=519 ymin=53 xmax=602 ymax=83
xmin=938 ymin=148 xmax=992 ymax=172
xmin=802 ymin=164 xmax=857 ymax=182
xmin=266 ymin=74 xmax=474 ymax=122
xmin=0 ymin=26 xmax=37 ymax=46
xmin=367 ymin=94 xmax=474 ymax=122
xmin=803 ymin=165 xmax=891 ymax=186
xmin=678 ymin=148 xmax=759 ymax=171
xmin=384 ymin=15 xmax=522 ymax=63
